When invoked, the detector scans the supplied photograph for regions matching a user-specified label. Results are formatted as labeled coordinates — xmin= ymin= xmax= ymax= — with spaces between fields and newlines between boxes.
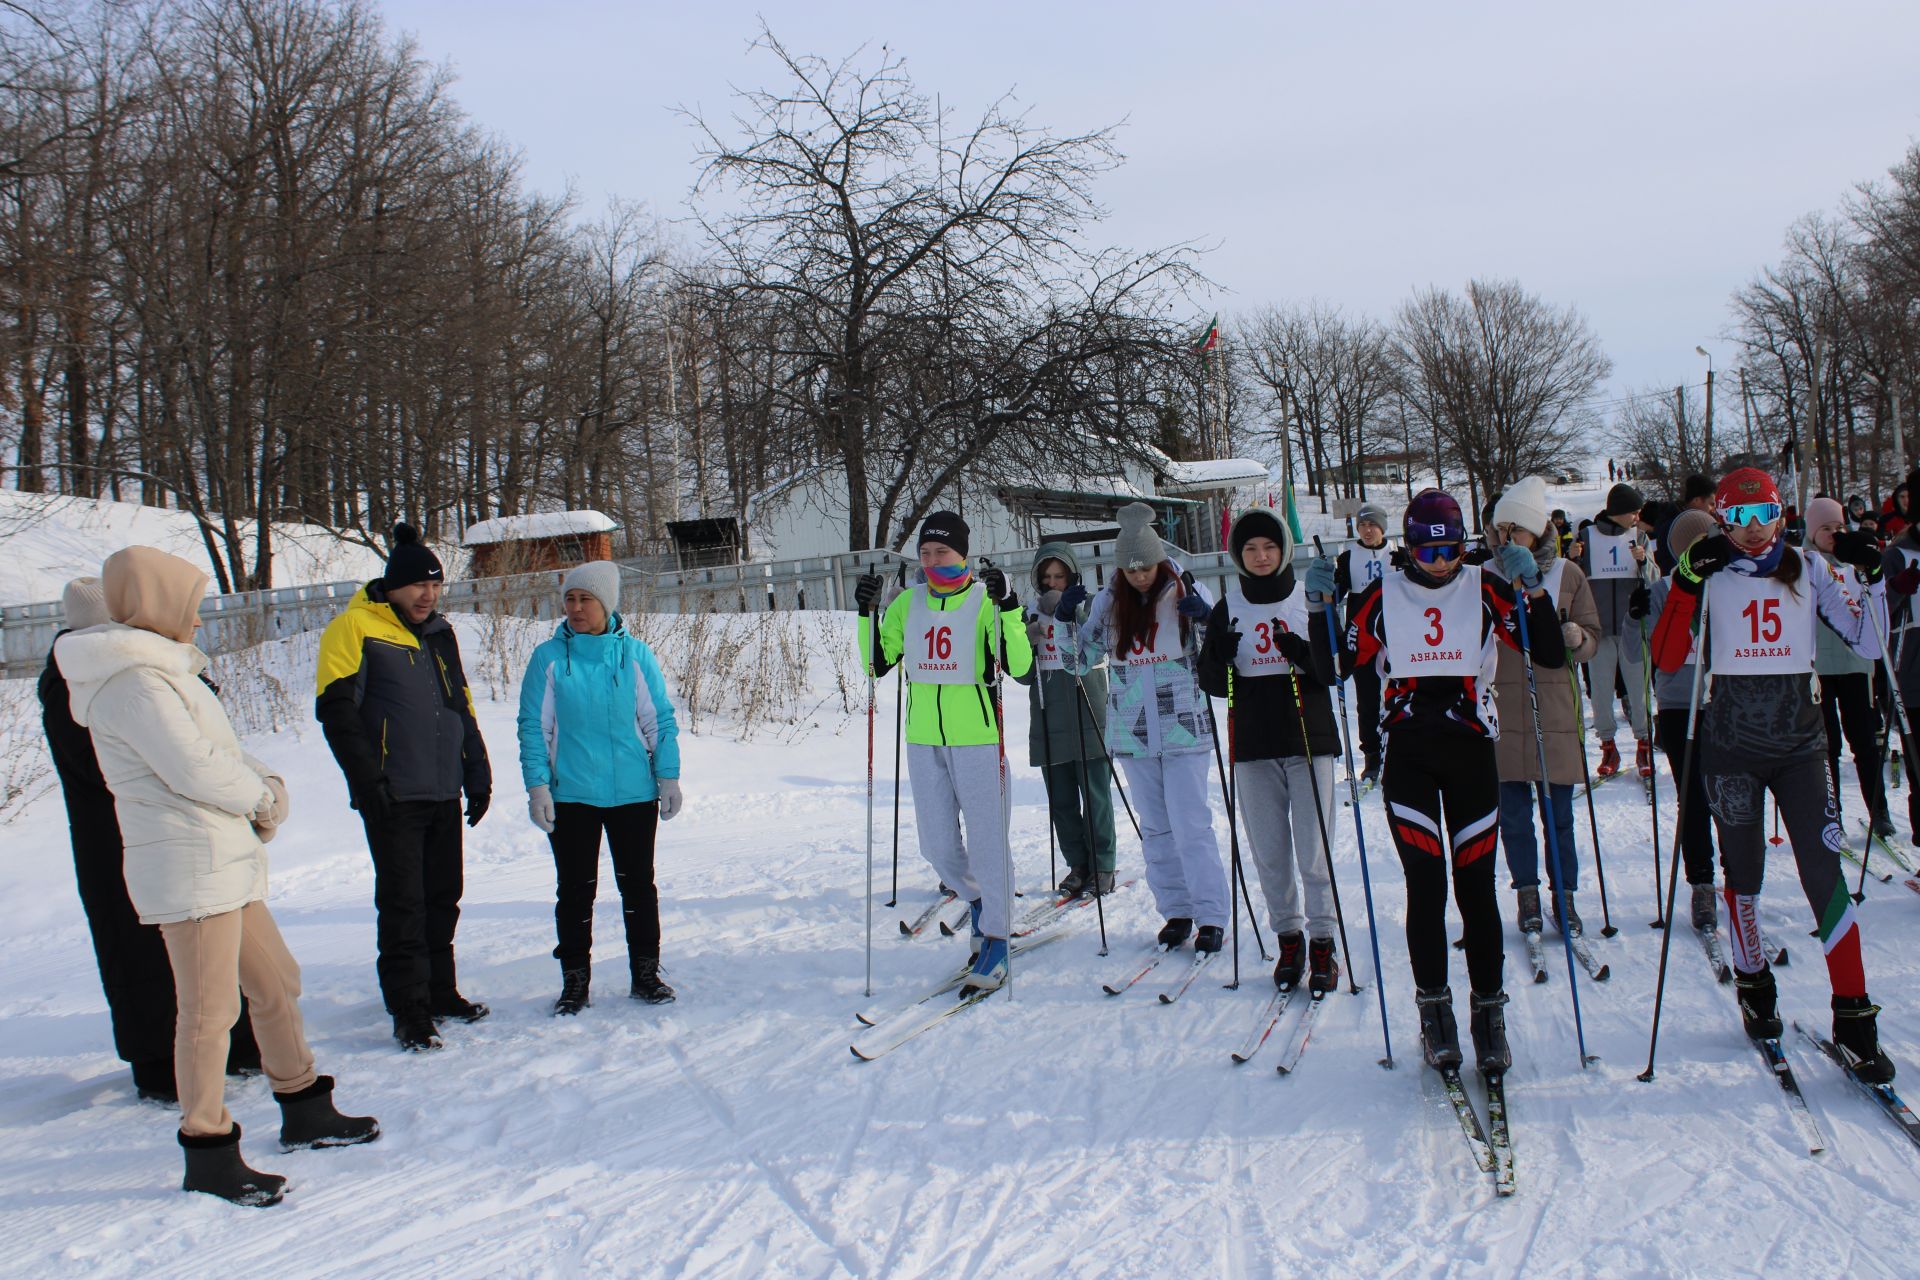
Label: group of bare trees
xmin=1232 ymin=280 xmax=1611 ymax=523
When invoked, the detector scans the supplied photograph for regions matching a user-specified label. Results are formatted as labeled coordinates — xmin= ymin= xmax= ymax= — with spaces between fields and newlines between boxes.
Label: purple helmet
xmin=1404 ymin=488 xmax=1465 ymax=547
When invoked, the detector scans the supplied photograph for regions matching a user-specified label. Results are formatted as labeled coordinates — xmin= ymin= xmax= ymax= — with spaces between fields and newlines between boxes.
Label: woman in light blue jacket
xmin=517 ymin=562 xmax=682 ymax=1013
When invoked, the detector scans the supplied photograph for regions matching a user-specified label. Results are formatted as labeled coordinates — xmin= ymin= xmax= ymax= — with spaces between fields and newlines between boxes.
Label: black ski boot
xmin=1470 ymin=990 xmax=1512 ymax=1076
xmin=276 ymin=1076 xmax=380 ymax=1150
xmin=1833 ymin=995 xmax=1896 ymax=1084
xmin=1089 ymin=870 xmax=1117 ymax=896
xmin=554 ymin=967 xmax=591 ymax=1016
xmin=392 ymin=1005 xmax=442 ymax=1052
xmin=1193 ymin=925 xmax=1225 ymax=954
xmin=1361 ymin=753 xmax=1381 ymax=786
xmin=1157 ymin=917 xmax=1193 ymax=948
xmin=180 ymin=1123 xmax=286 ymax=1207
xmin=1057 ymin=868 xmax=1088 ymax=897
xmin=1307 ymin=937 xmax=1339 ymax=995
xmin=1690 ymin=882 xmax=1717 ymax=932
xmin=132 ymin=1057 xmax=177 ymax=1104
xmin=1515 ymin=886 xmax=1543 ymax=934
xmin=431 ymin=991 xmax=490 ymax=1024
xmin=1272 ymin=931 xmax=1306 ymax=989
xmin=1551 ymin=891 xmax=1583 ymax=938
xmin=1735 ymin=966 xmax=1782 ymax=1040
xmin=630 ymin=956 xmax=677 ymax=1004
xmin=1416 ymin=985 xmax=1462 ymax=1070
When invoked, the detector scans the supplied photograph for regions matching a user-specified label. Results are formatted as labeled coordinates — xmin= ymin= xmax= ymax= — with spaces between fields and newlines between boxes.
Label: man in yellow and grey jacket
xmin=856 ymin=512 xmax=1031 ymax=994
xmin=315 ymin=523 xmax=491 ymax=1051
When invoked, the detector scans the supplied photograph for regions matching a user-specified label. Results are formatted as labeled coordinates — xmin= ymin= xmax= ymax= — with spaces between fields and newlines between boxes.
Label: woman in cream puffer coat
xmin=55 ymin=545 xmax=377 ymax=1208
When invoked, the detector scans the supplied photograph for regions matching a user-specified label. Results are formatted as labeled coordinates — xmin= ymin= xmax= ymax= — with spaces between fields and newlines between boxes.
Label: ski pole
xmin=1067 ymin=662 xmax=1111 ymax=956
xmin=1311 ymin=536 xmax=1392 ymax=1068
xmin=984 ymin=559 xmax=1014 ymax=997
xmin=864 ymin=600 xmax=879 ymax=998
xmin=1511 ymin=575 xmax=1594 ymax=1068
xmin=1638 ymin=618 xmax=1707 ymax=1083
xmin=888 ymin=662 xmax=903 ymax=908
xmin=1563 ymin=644 xmax=1619 ymax=937
xmin=1034 ymin=605 xmax=1059 ymax=893
xmin=1078 ymin=676 xmax=1143 ymax=842
xmin=1287 ymin=664 xmax=1361 ymax=995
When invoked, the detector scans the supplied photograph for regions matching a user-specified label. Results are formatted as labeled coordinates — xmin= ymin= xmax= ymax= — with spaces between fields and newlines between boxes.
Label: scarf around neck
xmin=1727 ymin=537 xmax=1785 ymax=578
xmin=926 ymin=561 xmax=972 ymax=596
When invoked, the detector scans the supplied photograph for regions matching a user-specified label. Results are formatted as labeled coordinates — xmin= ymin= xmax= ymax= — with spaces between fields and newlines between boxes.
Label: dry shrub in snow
xmin=0 ymin=682 xmax=52 ymax=824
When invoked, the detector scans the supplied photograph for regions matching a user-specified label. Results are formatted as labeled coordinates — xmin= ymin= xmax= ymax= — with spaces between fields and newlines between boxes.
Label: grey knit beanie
xmin=62 ymin=576 xmax=110 ymax=630
xmin=1113 ymin=502 xmax=1165 ymax=570
xmin=1355 ymin=502 xmax=1390 ymax=532
xmin=1667 ymin=508 xmax=1718 ymax=561
xmin=562 ymin=560 xmax=621 ymax=617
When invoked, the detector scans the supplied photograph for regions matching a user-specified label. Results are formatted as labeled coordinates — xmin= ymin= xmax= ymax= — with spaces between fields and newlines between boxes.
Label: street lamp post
xmin=1695 ymin=346 xmax=1715 ymax=473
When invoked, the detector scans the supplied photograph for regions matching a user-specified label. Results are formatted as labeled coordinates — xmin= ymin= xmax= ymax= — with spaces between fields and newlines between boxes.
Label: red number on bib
xmin=923 ymin=625 xmax=953 ymax=660
xmin=1424 ymin=607 xmax=1445 ymax=646
xmin=1253 ymin=621 xmax=1273 ymax=654
xmin=1131 ymin=622 xmax=1160 ymax=656
xmin=1740 ymin=598 xmax=1782 ymax=643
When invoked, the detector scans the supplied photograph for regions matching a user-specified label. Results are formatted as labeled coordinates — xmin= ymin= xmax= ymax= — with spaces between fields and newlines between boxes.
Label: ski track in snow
xmin=3 ymin=597 xmax=1920 ymax=1277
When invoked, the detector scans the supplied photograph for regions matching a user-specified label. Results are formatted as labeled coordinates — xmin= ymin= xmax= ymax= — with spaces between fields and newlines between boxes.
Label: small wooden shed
xmin=463 ymin=511 xmax=618 ymax=577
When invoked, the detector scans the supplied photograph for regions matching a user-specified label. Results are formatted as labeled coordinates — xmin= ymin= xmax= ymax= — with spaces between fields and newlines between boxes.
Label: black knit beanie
xmin=382 ymin=522 xmax=444 ymax=589
xmin=918 ymin=511 xmax=970 ymax=558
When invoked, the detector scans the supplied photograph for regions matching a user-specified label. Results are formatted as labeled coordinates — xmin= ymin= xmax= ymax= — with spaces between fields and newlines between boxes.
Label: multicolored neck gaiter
xmin=926 ymin=561 xmax=973 ymax=595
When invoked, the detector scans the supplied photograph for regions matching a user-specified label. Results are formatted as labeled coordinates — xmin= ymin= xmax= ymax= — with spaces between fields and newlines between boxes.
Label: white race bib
xmin=1382 ymin=565 xmax=1481 ymax=678
xmin=1225 ymin=580 xmax=1312 ymax=678
xmin=1350 ymin=542 xmax=1392 ymax=592
xmin=1120 ymin=585 xmax=1183 ymax=667
xmin=1588 ymin=529 xmax=1639 ymax=580
xmin=1707 ymin=569 xmax=1816 ymax=675
xmin=1032 ymin=611 xmax=1065 ymax=671
xmin=1537 ymin=559 xmax=1569 ymax=610
xmin=904 ymin=585 xmax=985 ymax=684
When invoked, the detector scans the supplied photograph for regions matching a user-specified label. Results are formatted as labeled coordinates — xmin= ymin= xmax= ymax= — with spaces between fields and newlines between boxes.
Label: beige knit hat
xmin=61 ymin=576 xmax=110 ymax=631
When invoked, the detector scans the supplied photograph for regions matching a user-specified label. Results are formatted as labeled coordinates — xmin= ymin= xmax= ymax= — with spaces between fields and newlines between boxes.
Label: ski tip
xmin=1532 ymin=970 xmax=1549 ymax=985
xmin=850 ymin=1045 xmax=871 ymax=1061
xmin=1275 ymin=1063 xmax=1292 ymax=1077
xmin=898 ymin=923 xmax=913 ymax=936
xmin=1774 ymin=949 xmax=1791 ymax=967
xmin=1594 ymin=965 xmax=1612 ymax=982
xmin=1648 ymin=918 xmax=1665 ymax=929
xmin=1157 ymin=993 xmax=1175 ymax=1005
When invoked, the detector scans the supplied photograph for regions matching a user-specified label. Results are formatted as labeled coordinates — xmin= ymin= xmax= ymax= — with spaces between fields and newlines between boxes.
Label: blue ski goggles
xmin=1409 ymin=541 xmax=1465 ymax=565
xmin=1719 ymin=501 xmax=1783 ymax=528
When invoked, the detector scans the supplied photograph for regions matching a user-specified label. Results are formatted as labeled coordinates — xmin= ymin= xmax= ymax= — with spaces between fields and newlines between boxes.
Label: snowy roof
xmin=1157 ymin=458 xmax=1271 ymax=493
xmin=463 ymin=510 xmax=618 ymax=546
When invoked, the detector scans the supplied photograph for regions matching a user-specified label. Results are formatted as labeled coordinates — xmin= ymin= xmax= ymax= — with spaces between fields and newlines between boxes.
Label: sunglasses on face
xmin=1719 ymin=501 xmax=1783 ymax=528
xmin=1410 ymin=542 xmax=1465 ymax=565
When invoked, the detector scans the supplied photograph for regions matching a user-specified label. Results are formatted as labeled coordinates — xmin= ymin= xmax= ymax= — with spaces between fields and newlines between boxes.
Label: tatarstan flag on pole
xmin=1194 ymin=314 xmax=1220 ymax=357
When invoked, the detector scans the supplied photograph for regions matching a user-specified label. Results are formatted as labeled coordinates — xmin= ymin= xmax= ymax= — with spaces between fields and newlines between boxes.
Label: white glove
xmin=657 ymin=778 xmax=683 ymax=821
xmin=527 ymin=783 xmax=556 ymax=833
xmin=1561 ymin=621 xmax=1585 ymax=651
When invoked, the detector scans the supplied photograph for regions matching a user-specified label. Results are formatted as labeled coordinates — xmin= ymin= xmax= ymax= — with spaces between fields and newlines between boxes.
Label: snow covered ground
xmin=5 ymin=597 xmax=1918 ymax=1276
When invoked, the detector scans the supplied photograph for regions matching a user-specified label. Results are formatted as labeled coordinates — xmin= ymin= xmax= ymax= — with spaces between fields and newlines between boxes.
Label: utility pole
xmin=1739 ymin=368 xmax=1754 ymax=456
xmin=1801 ymin=337 xmax=1824 ymax=513
xmin=1697 ymin=349 xmax=1715 ymax=472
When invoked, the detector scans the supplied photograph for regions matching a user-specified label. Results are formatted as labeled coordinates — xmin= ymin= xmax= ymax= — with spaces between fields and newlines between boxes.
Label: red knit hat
xmin=1714 ymin=467 xmax=1781 ymax=512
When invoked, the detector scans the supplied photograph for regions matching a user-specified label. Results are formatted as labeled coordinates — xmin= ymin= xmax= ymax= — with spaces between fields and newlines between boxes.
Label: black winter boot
xmin=1515 ymin=886 xmax=1543 ymax=935
xmin=1470 ymin=990 xmax=1512 ymax=1076
xmin=554 ymin=968 xmax=591 ymax=1016
xmin=1690 ymin=883 xmax=1717 ymax=932
xmin=1833 ymin=995 xmax=1896 ymax=1084
xmin=1272 ymin=932 xmax=1305 ymax=989
xmin=131 ymin=1057 xmax=177 ymax=1104
xmin=1193 ymin=925 xmax=1225 ymax=954
xmin=1417 ymin=985 xmax=1462 ymax=1070
xmin=1552 ymin=891 xmax=1583 ymax=938
xmin=1057 ymin=868 xmax=1088 ymax=897
xmin=430 ymin=992 xmax=490 ymax=1024
xmin=630 ymin=956 xmax=676 ymax=1004
xmin=393 ymin=1005 xmax=442 ymax=1052
xmin=180 ymin=1123 xmax=286 ymax=1207
xmin=1156 ymin=917 xmax=1193 ymax=948
xmin=1735 ymin=967 xmax=1782 ymax=1040
xmin=1307 ymin=937 xmax=1339 ymax=995
xmin=276 ymin=1076 xmax=380 ymax=1150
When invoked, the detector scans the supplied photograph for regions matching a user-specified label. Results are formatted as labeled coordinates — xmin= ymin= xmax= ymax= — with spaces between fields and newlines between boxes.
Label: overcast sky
xmin=381 ymin=0 xmax=1920 ymax=421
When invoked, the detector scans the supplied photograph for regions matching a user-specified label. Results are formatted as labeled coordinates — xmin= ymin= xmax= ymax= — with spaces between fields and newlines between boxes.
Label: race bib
xmin=904 ymin=585 xmax=986 ymax=684
xmin=1121 ymin=586 xmax=1183 ymax=667
xmin=1381 ymin=565 xmax=1481 ymax=678
xmin=1588 ymin=529 xmax=1639 ymax=580
xmin=1226 ymin=581 xmax=1311 ymax=678
xmin=1707 ymin=569 xmax=1815 ymax=675
xmin=1033 ymin=611 xmax=1065 ymax=671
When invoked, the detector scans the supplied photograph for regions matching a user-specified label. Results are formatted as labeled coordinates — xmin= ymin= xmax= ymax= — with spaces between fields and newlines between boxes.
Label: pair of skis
xmin=849 ymin=918 xmax=1077 ymax=1059
xmin=1519 ymin=929 xmax=1610 ymax=984
xmin=1437 ymin=1066 xmax=1514 ymax=1197
xmin=1229 ymin=983 xmax=1329 ymax=1075
xmin=897 ymin=888 xmax=964 ymax=939
xmin=1101 ymin=940 xmax=1215 ymax=1005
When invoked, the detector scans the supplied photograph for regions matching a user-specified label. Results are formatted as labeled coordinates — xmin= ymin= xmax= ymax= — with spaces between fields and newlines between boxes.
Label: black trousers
xmin=1353 ymin=661 xmax=1384 ymax=759
xmin=70 ymin=818 xmax=260 ymax=1076
xmin=1655 ymin=707 xmax=1717 ymax=886
xmin=550 ymin=801 xmax=661 ymax=978
xmin=1819 ymin=672 xmax=1885 ymax=826
xmin=364 ymin=799 xmax=465 ymax=1013
xmin=1383 ymin=735 xmax=1505 ymax=996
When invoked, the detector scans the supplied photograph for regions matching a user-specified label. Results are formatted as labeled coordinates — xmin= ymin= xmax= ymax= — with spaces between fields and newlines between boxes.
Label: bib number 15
xmin=1740 ymin=598 xmax=1782 ymax=643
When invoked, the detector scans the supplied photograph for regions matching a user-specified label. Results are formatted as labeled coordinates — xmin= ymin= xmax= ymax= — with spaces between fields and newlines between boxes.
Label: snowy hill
xmin=2 ymin=604 xmax=1916 ymax=1277
xmin=0 ymin=489 xmax=394 ymax=606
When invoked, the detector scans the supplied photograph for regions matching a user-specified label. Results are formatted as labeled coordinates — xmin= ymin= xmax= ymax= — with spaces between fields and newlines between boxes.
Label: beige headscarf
xmin=102 ymin=547 xmax=209 ymax=643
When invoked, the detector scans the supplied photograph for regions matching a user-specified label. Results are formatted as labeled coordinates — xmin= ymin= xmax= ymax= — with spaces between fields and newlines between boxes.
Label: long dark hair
xmin=1110 ymin=561 xmax=1185 ymax=655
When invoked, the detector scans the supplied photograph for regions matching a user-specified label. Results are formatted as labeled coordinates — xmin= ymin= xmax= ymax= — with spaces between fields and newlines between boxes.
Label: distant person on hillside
xmin=56 ymin=547 xmax=377 ymax=1208
xmin=1335 ymin=502 xmax=1395 ymax=783
xmin=38 ymin=576 xmax=262 ymax=1104
xmin=1575 ymin=484 xmax=1651 ymax=778
xmin=315 ymin=523 xmax=492 ymax=1052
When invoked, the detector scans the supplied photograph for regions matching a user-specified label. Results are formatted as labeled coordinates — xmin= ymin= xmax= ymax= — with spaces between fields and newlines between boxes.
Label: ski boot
xmin=1635 ymin=739 xmax=1654 ymax=778
xmin=961 ymin=938 xmax=1009 ymax=993
xmin=1690 ymin=882 xmax=1717 ymax=932
xmin=275 ymin=1076 xmax=379 ymax=1150
xmin=1833 ymin=995 xmax=1896 ymax=1083
xmin=1597 ymin=740 xmax=1622 ymax=778
xmin=1551 ymin=891 xmax=1583 ymax=938
xmin=1361 ymin=753 xmax=1381 ymax=786
xmin=1735 ymin=966 xmax=1783 ymax=1040
xmin=1307 ymin=937 xmax=1339 ymax=995
xmin=392 ymin=1005 xmax=442 ymax=1053
xmin=1416 ymin=985 xmax=1463 ymax=1071
xmin=1272 ymin=931 xmax=1305 ymax=989
xmin=1515 ymin=886 xmax=1543 ymax=934
xmin=1157 ymin=917 xmax=1194 ymax=949
xmin=630 ymin=956 xmax=676 ymax=1004
xmin=1871 ymin=810 xmax=1897 ymax=842
xmin=1089 ymin=870 xmax=1117 ymax=895
xmin=968 ymin=898 xmax=985 ymax=963
xmin=431 ymin=992 xmax=490 ymax=1024
xmin=1193 ymin=925 xmax=1225 ymax=954
xmin=1057 ymin=868 xmax=1088 ymax=897
xmin=553 ymin=967 xmax=590 ymax=1016
xmin=180 ymin=1123 xmax=286 ymax=1208
xmin=1469 ymin=989 xmax=1512 ymax=1076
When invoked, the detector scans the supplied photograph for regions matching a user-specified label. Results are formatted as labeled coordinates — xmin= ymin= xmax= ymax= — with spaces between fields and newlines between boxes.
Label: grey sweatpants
xmin=907 ymin=743 xmax=1011 ymax=937
xmin=1234 ymin=756 xmax=1338 ymax=939
xmin=1588 ymin=634 xmax=1649 ymax=740
xmin=1121 ymin=752 xmax=1230 ymax=928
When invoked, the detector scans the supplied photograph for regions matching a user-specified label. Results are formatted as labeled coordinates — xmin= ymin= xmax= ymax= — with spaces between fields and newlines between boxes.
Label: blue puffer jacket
xmin=517 ymin=618 xmax=680 ymax=807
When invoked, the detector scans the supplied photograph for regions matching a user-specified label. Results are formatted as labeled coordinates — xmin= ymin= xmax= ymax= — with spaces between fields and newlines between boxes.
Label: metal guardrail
xmin=2 ymin=537 xmax=1348 ymax=678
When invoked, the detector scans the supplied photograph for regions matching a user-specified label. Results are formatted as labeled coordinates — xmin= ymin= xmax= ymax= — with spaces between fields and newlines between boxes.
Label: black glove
xmin=1676 ymin=534 xmax=1734 ymax=588
xmin=981 ymin=566 xmax=1016 ymax=610
xmin=1627 ymin=584 xmax=1650 ymax=619
xmin=1275 ymin=630 xmax=1313 ymax=668
xmin=466 ymin=790 xmax=490 ymax=827
xmin=1215 ymin=626 xmax=1241 ymax=660
xmin=853 ymin=573 xmax=883 ymax=615
xmin=1829 ymin=529 xmax=1883 ymax=574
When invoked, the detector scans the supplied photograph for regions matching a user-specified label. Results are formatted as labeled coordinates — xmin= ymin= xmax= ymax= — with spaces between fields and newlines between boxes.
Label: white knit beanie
xmin=61 ymin=576 xmax=110 ymax=631
xmin=1492 ymin=476 xmax=1553 ymax=541
xmin=562 ymin=560 xmax=621 ymax=617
